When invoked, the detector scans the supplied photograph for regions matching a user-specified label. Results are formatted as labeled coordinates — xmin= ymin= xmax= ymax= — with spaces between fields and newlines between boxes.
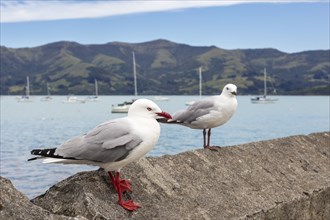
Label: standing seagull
xmin=165 ymin=84 xmax=237 ymax=150
xmin=28 ymin=99 xmax=172 ymax=211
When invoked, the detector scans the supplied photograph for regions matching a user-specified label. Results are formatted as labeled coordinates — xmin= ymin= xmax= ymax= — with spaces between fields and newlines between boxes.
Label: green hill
xmin=1 ymin=39 xmax=329 ymax=95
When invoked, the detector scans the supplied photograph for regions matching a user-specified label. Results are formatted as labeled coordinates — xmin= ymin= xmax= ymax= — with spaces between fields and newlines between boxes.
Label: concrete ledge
xmin=1 ymin=132 xmax=329 ymax=219
xmin=0 ymin=176 xmax=86 ymax=220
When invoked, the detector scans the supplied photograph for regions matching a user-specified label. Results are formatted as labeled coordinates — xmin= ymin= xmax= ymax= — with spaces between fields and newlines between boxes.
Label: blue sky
xmin=0 ymin=0 xmax=329 ymax=53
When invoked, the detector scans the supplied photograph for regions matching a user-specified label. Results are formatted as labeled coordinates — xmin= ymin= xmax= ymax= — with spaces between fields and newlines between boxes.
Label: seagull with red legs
xmin=160 ymin=84 xmax=237 ymax=150
xmin=28 ymin=98 xmax=172 ymax=211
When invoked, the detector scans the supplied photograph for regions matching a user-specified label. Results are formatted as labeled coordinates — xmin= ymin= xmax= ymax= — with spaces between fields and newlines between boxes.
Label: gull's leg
xmin=108 ymin=171 xmax=131 ymax=193
xmin=108 ymin=171 xmax=118 ymax=191
xmin=207 ymin=128 xmax=211 ymax=146
xmin=203 ymin=128 xmax=207 ymax=148
xmin=205 ymin=128 xmax=218 ymax=151
xmin=114 ymin=172 xmax=141 ymax=211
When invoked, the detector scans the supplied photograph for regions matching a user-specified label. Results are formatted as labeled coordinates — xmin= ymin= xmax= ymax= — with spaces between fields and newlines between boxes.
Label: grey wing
xmin=173 ymin=97 xmax=217 ymax=123
xmin=55 ymin=119 xmax=142 ymax=163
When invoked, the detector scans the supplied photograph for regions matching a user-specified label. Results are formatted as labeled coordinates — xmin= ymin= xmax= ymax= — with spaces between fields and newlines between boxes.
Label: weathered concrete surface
xmin=2 ymin=132 xmax=330 ymax=219
xmin=30 ymin=131 xmax=330 ymax=219
xmin=245 ymin=187 xmax=330 ymax=219
xmin=0 ymin=176 xmax=87 ymax=220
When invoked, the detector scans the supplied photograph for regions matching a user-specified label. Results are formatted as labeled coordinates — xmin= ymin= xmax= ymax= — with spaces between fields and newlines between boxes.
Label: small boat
xmin=86 ymin=79 xmax=101 ymax=102
xmin=17 ymin=95 xmax=33 ymax=102
xmin=111 ymin=99 xmax=135 ymax=113
xmin=153 ymin=96 xmax=169 ymax=101
xmin=251 ymin=96 xmax=278 ymax=104
xmin=251 ymin=68 xmax=278 ymax=104
xmin=62 ymin=96 xmax=86 ymax=104
xmin=40 ymin=82 xmax=52 ymax=102
xmin=16 ymin=76 xmax=33 ymax=102
xmin=186 ymin=67 xmax=203 ymax=106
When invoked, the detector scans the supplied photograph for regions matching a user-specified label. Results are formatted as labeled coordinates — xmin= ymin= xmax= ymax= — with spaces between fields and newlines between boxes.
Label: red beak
xmin=156 ymin=111 xmax=172 ymax=119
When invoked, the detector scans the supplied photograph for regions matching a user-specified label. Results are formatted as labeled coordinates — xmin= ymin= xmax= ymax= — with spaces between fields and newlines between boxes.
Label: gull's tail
xmin=28 ymin=148 xmax=68 ymax=161
xmin=28 ymin=148 xmax=88 ymax=165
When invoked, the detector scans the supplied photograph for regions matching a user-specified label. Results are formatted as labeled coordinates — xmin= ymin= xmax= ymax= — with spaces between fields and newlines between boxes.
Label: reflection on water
xmin=1 ymin=95 xmax=329 ymax=198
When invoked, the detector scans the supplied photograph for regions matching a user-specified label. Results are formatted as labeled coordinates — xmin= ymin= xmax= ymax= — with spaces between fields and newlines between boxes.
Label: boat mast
xmin=94 ymin=79 xmax=98 ymax=97
xmin=46 ymin=82 xmax=50 ymax=96
xmin=264 ymin=68 xmax=267 ymax=97
xmin=199 ymin=67 xmax=202 ymax=98
xmin=26 ymin=76 xmax=30 ymax=96
xmin=133 ymin=51 xmax=137 ymax=96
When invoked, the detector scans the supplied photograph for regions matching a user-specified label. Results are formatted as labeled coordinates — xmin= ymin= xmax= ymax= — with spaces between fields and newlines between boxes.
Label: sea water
xmin=0 ymin=95 xmax=329 ymax=198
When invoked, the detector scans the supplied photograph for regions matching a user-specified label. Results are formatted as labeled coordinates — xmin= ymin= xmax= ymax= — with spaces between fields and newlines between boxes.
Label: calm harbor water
xmin=1 ymin=95 xmax=329 ymax=198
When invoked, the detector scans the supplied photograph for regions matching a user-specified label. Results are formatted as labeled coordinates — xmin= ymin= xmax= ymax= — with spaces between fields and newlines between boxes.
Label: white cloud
xmin=0 ymin=0 xmax=325 ymax=23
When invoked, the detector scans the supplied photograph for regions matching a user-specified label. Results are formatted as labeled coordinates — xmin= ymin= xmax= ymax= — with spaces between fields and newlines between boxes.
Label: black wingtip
xmin=27 ymin=157 xmax=38 ymax=161
xmin=30 ymin=148 xmax=57 ymax=156
xmin=29 ymin=148 xmax=65 ymax=159
xmin=29 ymin=148 xmax=79 ymax=161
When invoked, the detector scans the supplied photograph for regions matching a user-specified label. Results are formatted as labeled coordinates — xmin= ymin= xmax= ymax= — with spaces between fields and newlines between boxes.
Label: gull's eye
xmin=147 ymin=107 xmax=152 ymax=111
xmin=226 ymin=87 xmax=229 ymax=90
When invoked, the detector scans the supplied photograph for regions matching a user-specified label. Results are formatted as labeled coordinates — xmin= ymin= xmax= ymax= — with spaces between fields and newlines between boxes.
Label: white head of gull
xmin=168 ymin=83 xmax=237 ymax=150
xmin=28 ymin=98 xmax=172 ymax=211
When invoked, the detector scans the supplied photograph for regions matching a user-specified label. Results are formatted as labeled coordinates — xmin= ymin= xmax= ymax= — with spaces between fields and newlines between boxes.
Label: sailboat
xmin=16 ymin=76 xmax=33 ymax=102
xmin=186 ymin=67 xmax=203 ymax=106
xmin=86 ymin=79 xmax=101 ymax=102
xmin=111 ymin=52 xmax=137 ymax=113
xmin=40 ymin=82 xmax=52 ymax=101
xmin=251 ymin=68 xmax=278 ymax=104
xmin=62 ymin=95 xmax=86 ymax=104
xmin=153 ymin=96 xmax=170 ymax=101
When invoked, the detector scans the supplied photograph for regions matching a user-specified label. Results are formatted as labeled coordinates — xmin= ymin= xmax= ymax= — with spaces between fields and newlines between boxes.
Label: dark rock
xmin=29 ymin=132 xmax=330 ymax=219
xmin=0 ymin=176 xmax=86 ymax=220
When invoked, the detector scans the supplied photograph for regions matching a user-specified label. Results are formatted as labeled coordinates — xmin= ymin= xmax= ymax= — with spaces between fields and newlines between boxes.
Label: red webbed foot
xmin=204 ymin=146 xmax=219 ymax=151
xmin=108 ymin=171 xmax=140 ymax=211
xmin=119 ymin=200 xmax=141 ymax=211
xmin=108 ymin=172 xmax=132 ymax=193
xmin=119 ymin=179 xmax=132 ymax=193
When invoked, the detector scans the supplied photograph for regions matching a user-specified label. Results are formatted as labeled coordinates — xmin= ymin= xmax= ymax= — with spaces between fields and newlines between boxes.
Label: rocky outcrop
xmin=1 ymin=132 xmax=329 ymax=219
xmin=0 ymin=176 xmax=86 ymax=220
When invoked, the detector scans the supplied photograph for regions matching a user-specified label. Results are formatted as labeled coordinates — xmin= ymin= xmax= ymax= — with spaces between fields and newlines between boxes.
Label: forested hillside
xmin=1 ymin=39 xmax=329 ymax=95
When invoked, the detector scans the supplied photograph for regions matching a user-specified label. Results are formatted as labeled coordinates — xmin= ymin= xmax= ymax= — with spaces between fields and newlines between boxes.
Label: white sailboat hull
xmin=86 ymin=79 xmax=101 ymax=102
xmin=251 ymin=68 xmax=278 ymax=104
xmin=111 ymin=105 xmax=131 ymax=113
xmin=251 ymin=96 xmax=278 ymax=104
xmin=62 ymin=96 xmax=86 ymax=104
xmin=16 ymin=96 xmax=33 ymax=102
xmin=17 ymin=76 xmax=33 ymax=102
xmin=153 ymin=96 xmax=169 ymax=101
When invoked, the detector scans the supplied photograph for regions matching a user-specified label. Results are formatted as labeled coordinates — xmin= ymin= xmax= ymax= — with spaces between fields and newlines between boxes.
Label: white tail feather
xmin=42 ymin=158 xmax=99 ymax=166
xmin=42 ymin=158 xmax=68 ymax=164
